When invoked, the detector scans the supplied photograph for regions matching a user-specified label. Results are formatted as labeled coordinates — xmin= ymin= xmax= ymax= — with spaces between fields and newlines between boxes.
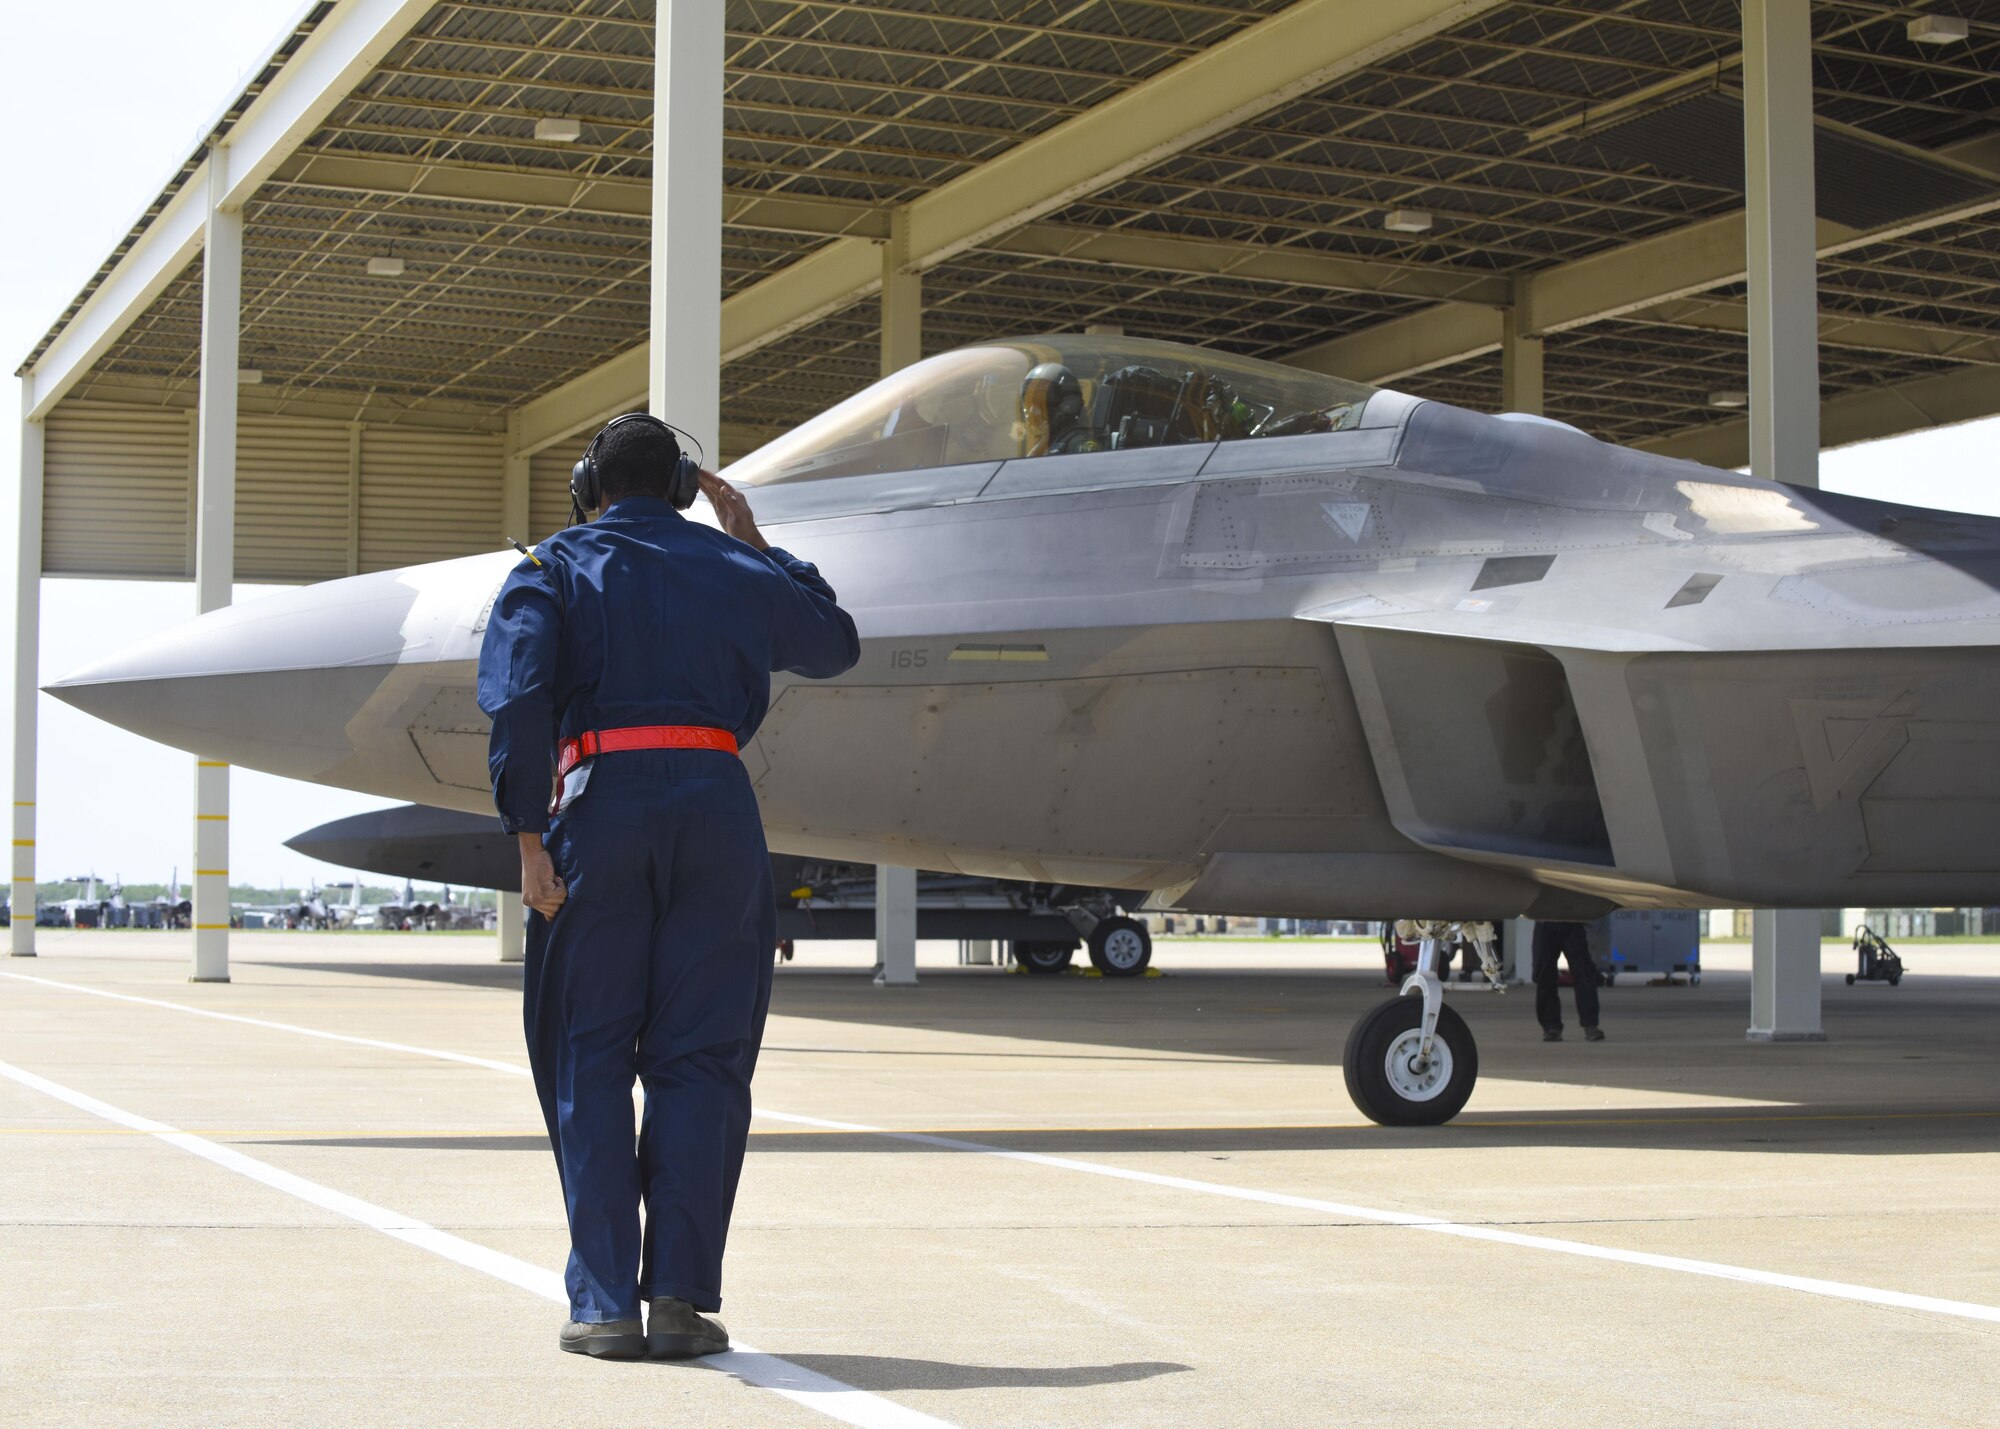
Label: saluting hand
xmin=699 ymin=470 xmax=769 ymax=551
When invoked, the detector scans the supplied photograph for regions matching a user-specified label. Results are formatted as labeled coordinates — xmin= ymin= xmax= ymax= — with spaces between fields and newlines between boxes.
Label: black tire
xmin=1889 ymin=972 xmax=1902 ymax=986
xmin=1014 ymin=940 xmax=1075 ymax=975
xmin=1846 ymin=973 xmax=1856 ymax=986
xmin=1342 ymin=996 xmax=1478 ymax=1127
xmin=1087 ymin=916 xmax=1152 ymax=977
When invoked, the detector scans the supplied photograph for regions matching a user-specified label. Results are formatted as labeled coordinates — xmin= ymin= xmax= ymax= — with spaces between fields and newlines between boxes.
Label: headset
xmin=569 ymin=411 xmax=703 ymax=522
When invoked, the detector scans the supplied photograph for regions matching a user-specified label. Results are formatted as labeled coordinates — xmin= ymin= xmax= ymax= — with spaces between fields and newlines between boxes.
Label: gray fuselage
xmin=51 ymin=389 xmax=2000 ymax=919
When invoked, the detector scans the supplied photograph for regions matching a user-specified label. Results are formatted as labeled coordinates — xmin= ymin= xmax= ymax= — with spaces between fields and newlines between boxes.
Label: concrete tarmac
xmin=3 ymin=930 xmax=1997 ymax=1427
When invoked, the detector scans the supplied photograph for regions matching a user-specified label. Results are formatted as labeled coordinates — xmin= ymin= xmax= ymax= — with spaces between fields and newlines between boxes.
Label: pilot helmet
xmin=1195 ymin=373 xmax=1256 ymax=439
xmin=1020 ymin=362 xmax=1086 ymax=456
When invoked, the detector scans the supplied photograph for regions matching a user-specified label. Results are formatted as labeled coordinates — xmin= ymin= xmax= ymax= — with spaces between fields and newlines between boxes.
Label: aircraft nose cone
xmin=45 ymin=554 xmax=505 ymax=780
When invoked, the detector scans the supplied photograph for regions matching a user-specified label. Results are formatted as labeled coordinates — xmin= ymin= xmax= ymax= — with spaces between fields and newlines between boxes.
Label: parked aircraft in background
xmin=159 ymin=871 xmax=190 ymax=930
xmin=47 ymin=874 xmax=111 ymax=929
xmin=50 ymin=334 xmax=2000 ymax=1124
xmin=280 ymin=882 xmax=336 ymax=929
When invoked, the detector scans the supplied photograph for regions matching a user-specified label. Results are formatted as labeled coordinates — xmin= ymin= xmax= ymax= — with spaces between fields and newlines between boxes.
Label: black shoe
xmin=1542 ymin=1028 xmax=1562 ymax=1042
xmin=559 ymin=1318 xmax=646 ymax=1359
xmin=646 ymin=1298 xmax=730 ymax=1359
xmin=1584 ymin=1026 xmax=1606 ymax=1042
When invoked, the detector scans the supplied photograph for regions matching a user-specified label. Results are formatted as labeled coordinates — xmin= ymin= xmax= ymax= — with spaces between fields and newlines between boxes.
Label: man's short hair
xmin=594 ymin=416 xmax=682 ymax=504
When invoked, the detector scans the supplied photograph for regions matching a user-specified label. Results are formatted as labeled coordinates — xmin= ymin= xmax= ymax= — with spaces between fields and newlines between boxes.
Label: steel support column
xmin=1499 ymin=309 xmax=1544 ymax=416
xmin=873 ymin=864 xmax=917 ymax=986
xmin=1748 ymin=909 xmax=1825 ymax=1041
xmin=880 ymin=209 xmax=922 ymax=379
xmin=501 ymin=411 xmax=531 ymax=544
xmin=649 ymin=0 xmax=723 ymax=460
xmin=873 ymin=212 xmax=923 ymax=984
xmin=1743 ymin=0 xmax=1821 ymax=488
xmin=1743 ymin=0 xmax=1825 ymax=1040
xmin=496 ymin=892 xmax=524 ymax=965
xmin=191 ymin=148 xmax=241 ymax=984
xmin=10 ymin=408 xmax=42 ymax=955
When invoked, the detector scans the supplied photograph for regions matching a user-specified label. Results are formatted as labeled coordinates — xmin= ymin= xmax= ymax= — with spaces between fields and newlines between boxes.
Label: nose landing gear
xmin=1344 ymin=920 xmax=1499 ymax=1126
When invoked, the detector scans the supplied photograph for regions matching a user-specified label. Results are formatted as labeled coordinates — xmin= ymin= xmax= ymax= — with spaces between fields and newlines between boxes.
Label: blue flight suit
xmin=477 ymin=494 xmax=858 ymax=1323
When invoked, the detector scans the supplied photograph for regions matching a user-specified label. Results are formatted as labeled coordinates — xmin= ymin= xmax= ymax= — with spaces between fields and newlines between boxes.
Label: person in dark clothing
xmin=477 ymin=413 xmax=859 ymax=1361
xmin=1532 ymin=920 xmax=1606 ymax=1042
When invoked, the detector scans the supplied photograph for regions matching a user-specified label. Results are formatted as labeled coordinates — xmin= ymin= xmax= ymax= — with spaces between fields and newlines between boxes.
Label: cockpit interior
xmin=725 ymin=335 xmax=1380 ymax=486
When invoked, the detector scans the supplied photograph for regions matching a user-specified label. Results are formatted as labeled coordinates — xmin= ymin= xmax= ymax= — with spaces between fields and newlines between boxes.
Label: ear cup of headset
xmin=569 ymin=454 xmax=599 ymax=513
xmin=669 ymin=452 xmax=700 ymax=509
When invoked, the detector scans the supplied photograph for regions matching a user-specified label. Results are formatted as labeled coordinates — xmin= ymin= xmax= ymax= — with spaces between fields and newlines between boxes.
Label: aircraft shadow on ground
xmin=271 ymin=959 xmax=2000 ymax=1156
xmin=276 ymin=959 xmax=525 ymax=992
xmin=255 ymin=1134 xmax=550 ymax=1151
xmin=766 ymin=967 xmax=2000 ymax=1126
xmin=724 ymin=1354 xmax=1190 ymax=1392
xmin=248 ymin=1103 xmax=2000 ymax=1159
xmin=736 ymin=1106 xmax=2000 ymax=1158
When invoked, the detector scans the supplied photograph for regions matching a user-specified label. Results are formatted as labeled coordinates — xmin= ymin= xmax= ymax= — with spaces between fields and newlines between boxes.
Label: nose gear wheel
xmin=1343 ymin=997 xmax=1478 ymax=1126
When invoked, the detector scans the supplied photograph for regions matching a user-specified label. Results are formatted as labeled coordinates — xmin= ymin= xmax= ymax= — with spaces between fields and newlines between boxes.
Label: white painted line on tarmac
xmin=15 ymin=969 xmax=2000 ymax=1328
xmin=752 ymin=1111 xmax=2000 ymax=1325
xmin=0 ymin=1057 xmax=957 ymax=1429
xmin=1 ymin=971 xmax=533 ymax=1077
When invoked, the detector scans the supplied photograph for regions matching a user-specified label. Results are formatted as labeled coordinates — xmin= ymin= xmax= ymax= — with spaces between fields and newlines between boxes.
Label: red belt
xmin=556 ymin=725 xmax=738 ymax=778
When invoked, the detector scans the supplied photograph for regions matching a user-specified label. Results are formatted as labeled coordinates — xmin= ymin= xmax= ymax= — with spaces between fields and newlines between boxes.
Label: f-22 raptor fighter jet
xmin=50 ymin=334 xmax=2000 ymax=1125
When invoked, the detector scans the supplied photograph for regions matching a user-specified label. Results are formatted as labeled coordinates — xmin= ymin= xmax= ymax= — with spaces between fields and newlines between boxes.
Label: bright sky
xmin=1 ymin=2 xmax=397 ymax=892
xmin=3 ymin=2 xmax=1999 ymax=891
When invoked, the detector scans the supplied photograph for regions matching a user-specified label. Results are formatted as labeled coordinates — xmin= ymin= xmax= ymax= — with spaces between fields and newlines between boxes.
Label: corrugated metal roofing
xmin=1589 ymin=90 xmax=1997 ymax=230
xmin=28 ymin=0 xmax=2000 ymax=468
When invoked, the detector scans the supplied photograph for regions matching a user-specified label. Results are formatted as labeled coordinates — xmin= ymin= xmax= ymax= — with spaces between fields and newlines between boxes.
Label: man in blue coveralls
xmin=478 ymin=413 xmax=859 ymax=1360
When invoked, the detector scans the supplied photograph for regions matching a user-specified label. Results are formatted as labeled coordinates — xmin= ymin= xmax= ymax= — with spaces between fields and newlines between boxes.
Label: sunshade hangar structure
xmin=13 ymin=1 xmax=2000 ymax=1027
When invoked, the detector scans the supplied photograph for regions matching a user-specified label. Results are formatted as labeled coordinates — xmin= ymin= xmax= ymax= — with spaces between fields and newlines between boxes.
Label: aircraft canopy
xmin=726 ymin=336 xmax=1380 ymax=486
